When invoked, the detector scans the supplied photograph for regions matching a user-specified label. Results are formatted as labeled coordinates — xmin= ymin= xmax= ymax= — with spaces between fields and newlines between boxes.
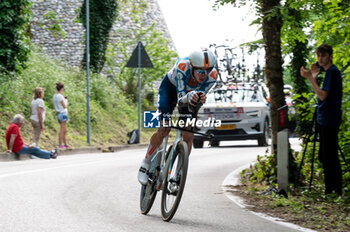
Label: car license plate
xmin=216 ymin=124 xmax=236 ymax=130
xmin=214 ymin=114 xmax=235 ymax=120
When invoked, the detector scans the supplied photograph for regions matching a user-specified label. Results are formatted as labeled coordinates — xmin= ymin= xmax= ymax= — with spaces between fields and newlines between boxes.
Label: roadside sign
xmin=126 ymin=41 xmax=154 ymax=143
xmin=126 ymin=41 xmax=153 ymax=68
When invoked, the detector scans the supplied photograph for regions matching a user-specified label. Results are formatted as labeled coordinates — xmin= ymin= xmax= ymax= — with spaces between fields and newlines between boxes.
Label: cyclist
xmin=137 ymin=48 xmax=218 ymax=185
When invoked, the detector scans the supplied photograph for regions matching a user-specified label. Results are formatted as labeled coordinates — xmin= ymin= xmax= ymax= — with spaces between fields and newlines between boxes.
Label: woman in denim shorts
xmin=53 ymin=82 xmax=70 ymax=149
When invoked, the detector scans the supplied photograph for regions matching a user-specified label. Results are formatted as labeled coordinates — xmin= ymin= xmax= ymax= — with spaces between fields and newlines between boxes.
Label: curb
xmin=0 ymin=152 xmax=32 ymax=161
xmin=108 ymin=143 xmax=148 ymax=152
xmin=222 ymin=164 xmax=317 ymax=232
xmin=0 ymin=143 xmax=148 ymax=162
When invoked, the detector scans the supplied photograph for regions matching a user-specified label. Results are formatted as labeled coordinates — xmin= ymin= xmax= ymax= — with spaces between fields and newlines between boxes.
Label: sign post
xmin=86 ymin=0 xmax=90 ymax=145
xmin=277 ymin=105 xmax=289 ymax=195
xmin=126 ymin=41 xmax=153 ymax=143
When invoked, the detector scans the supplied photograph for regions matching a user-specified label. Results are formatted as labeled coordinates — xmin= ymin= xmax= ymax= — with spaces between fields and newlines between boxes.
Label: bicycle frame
xmin=148 ymin=136 xmax=167 ymax=190
xmin=166 ymin=129 xmax=187 ymax=183
xmin=149 ymin=128 xmax=186 ymax=191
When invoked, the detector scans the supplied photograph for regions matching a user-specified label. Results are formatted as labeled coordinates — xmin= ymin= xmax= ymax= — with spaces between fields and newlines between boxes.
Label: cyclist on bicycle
xmin=138 ymin=48 xmax=218 ymax=185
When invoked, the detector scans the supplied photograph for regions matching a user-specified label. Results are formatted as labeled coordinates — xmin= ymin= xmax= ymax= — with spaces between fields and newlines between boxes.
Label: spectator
xmin=6 ymin=114 xmax=58 ymax=159
xmin=30 ymin=87 xmax=46 ymax=146
xmin=53 ymin=82 xmax=70 ymax=149
xmin=300 ymin=43 xmax=343 ymax=195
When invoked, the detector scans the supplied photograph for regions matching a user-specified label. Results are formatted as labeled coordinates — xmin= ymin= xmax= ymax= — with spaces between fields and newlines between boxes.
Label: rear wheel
xmin=140 ymin=168 xmax=159 ymax=214
xmin=193 ymin=139 xmax=203 ymax=149
xmin=161 ymin=142 xmax=189 ymax=221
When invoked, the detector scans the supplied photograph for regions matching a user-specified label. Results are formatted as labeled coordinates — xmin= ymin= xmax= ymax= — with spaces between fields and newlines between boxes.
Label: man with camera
xmin=300 ymin=44 xmax=343 ymax=195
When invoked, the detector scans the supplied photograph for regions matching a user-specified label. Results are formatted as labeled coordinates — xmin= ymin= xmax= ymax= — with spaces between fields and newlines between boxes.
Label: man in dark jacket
xmin=300 ymin=43 xmax=343 ymax=195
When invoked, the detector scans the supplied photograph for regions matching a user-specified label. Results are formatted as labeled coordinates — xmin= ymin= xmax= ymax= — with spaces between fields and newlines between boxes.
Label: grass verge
xmin=0 ymin=49 xmax=159 ymax=151
xmin=226 ymin=183 xmax=350 ymax=232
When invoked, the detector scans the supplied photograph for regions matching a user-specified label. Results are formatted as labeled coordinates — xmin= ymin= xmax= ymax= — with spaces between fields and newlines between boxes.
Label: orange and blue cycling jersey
xmin=157 ymin=57 xmax=218 ymax=120
xmin=167 ymin=57 xmax=218 ymax=103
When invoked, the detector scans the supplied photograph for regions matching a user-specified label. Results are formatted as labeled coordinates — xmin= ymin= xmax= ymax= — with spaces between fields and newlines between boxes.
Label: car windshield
xmin=206 ymin=88 xmax=264 ymax=103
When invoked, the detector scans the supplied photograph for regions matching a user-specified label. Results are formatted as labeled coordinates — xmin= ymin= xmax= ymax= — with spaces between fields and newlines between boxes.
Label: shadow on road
xmin=197 ymin=144 xmax=266 ymax=149
xmin=138 ymin=209 xmax=236 ymax=231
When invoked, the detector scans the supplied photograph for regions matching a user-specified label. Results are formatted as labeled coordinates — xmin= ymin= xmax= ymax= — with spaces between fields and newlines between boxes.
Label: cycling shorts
xmin=157 ymin=75 xmax=177 ymax=120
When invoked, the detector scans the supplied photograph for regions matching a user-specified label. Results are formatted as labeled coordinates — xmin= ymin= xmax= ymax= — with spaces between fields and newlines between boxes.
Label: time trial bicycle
xmin=140 ymin=102 xmax=212 ymax=221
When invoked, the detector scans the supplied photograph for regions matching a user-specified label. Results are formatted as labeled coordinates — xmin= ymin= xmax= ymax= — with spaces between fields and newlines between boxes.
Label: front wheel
xmin=161 ymin=142 xmax=189 ymax=222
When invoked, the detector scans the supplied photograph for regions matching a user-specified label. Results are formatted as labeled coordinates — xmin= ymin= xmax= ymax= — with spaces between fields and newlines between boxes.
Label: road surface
xmin=0 ymin=140 xmax=302 ymax=232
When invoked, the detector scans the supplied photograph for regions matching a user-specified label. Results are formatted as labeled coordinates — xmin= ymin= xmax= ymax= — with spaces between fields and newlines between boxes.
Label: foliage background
xmin=79 ymin=0 xmax=119 ymax=73
xmin=0 ymin=0 xmax=31 ymax=72
xmin=215 ymin=0 xmax=349 ymax=196
xmin=0 ymin=0 xmax=177 ymax=151
xmin=105 ymin=0 xmax=178 ymax=104
xmin=0 ymin=49 xmax=138 ymax=150
xmin=288 ymin=0 xmax=350 ymax=194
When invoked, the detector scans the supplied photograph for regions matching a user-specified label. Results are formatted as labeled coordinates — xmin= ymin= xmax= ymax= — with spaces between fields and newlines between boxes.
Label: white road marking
xmin=222 ymin=164 xmax=317 ymax=232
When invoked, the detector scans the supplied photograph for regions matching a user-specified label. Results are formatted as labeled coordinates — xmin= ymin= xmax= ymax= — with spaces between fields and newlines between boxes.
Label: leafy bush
xmin=0 ymin=0 xmax=31 ymax=72
xmin=241 ymin=151 xmax=277 ymax=185
xmin=79 ymin=0 xmax=118 ymax=73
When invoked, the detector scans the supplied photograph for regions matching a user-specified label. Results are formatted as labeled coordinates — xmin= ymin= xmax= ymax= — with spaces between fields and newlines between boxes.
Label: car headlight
xmin=247 ymin=110 xmax=261 ymax=117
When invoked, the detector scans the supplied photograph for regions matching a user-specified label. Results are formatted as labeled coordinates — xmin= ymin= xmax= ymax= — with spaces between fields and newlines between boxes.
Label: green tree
xmin=260 ymin=0 xmax=286 ymax=154
xmin=0 ymin=0 xmax=31 ymax=72
xmin=105 ymin=0 xmax=177 ymax=103
xmin=215 ymin=0 xmax=349 ymax=192
xmin=80 ymin=0 xmax=118 ymax=73
xmin=215 ymin=0 xmax=286 ymax=154
xmin=281 ymin=1 xmax=310 ymax=96
xmin=280 ymin=1 xmax=312 ymax=138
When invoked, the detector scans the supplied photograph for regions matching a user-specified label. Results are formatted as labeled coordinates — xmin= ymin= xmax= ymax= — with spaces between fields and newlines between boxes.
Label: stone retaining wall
xmin=30 ymin=0 xmax=175 ymax=68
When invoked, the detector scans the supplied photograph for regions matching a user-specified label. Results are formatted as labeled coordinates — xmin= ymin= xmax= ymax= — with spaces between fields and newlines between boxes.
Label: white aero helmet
xmin=189 ymin=49 xmax=216 ymax=69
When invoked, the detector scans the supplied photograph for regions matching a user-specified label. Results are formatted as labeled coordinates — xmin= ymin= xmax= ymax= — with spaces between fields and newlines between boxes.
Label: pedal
xmin=147 ymin=172 xmax=156 ymax=184
xmin=168 ymin=182 xmax=179 ymax=195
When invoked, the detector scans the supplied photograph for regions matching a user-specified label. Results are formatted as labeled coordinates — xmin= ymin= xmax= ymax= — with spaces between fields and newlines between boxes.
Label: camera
xmin=316 ymin=62 xmax=325 ymax=72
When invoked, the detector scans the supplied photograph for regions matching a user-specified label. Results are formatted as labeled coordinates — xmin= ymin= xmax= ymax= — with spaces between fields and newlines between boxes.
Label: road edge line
xmin=222 ymin=164 xmax=317 ymax=232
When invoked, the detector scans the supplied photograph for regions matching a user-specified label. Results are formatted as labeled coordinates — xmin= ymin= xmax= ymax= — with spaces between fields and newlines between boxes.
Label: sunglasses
xmin=194 ymin=67 xmax=212 ymax=75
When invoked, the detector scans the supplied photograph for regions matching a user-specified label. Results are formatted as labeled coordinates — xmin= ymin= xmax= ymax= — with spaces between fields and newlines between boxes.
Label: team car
xmin=193 ymin=82 xmax=271 ymax=148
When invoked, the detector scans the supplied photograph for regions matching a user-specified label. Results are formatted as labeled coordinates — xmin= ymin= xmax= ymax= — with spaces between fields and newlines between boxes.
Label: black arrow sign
xmin=126 ymin=41 xmax=153 ymax=68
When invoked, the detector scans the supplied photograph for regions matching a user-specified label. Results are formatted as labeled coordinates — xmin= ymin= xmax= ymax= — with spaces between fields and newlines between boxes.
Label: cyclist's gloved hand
xmin=188 ymin=91 xmax=205 ymax=106
xmin=188 ymin=91 xmax=198 ymax=106
xmin=188 ymin=92 xmax=204 ymax=114
xmin=198 ymin=92 xmax=206 ymax=104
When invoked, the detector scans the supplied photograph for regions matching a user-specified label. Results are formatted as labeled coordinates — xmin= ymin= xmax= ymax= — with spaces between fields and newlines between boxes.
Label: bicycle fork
xmin=151 ymin=136 xmax=168 ymax=191
xmin=167 ymin=129 xmax=184 ymax=183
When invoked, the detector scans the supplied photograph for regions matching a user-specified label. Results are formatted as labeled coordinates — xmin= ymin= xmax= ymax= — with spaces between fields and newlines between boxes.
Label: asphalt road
xmin=0 ymin=140 xmax=302 ymax=232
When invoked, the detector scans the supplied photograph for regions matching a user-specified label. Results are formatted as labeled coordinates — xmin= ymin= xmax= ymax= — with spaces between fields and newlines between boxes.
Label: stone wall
xmin=30 ymin=0 xmax=175 ymax=68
